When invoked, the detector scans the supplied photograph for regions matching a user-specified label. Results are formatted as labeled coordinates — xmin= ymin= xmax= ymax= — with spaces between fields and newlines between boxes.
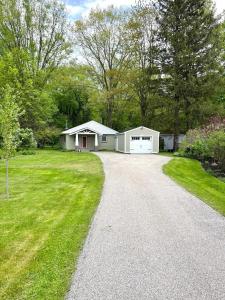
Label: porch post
xmin=75 ymin=133 xmax=79 ymax=146
xmin=95 ymin=134 xmax=98 ymax=147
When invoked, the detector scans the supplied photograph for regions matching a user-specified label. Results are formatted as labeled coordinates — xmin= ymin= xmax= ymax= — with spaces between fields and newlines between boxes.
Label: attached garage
xmin=116 ymin=126 xmax=160 ymax=154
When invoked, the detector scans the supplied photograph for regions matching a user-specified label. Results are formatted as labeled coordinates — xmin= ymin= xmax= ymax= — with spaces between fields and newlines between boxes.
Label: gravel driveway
xmin=67 ymin=152 xmax=225 ymax=300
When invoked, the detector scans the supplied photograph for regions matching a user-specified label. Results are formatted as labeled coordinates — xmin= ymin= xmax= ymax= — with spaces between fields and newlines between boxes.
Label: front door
xmin=82 ymin=136 xmax=87 ymax=148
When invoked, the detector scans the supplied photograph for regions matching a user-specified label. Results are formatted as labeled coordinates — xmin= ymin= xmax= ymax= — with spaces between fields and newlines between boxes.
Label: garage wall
xmin=125 ymin=127 xmax=159 ymax=153
xmin=117 ymin=134 xmax=125 ymax=152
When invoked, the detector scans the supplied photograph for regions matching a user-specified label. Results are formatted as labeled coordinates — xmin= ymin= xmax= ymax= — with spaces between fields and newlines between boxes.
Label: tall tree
xmin=48 ymin=65 xmax=92 ymax=129
xmin=73 ymin=6 xmax=132 ymax=127
xmin=0 ymin=86 xmax=21 ymax=198
xmin=0 ymin=0 xmax=71 ymax=86
xmin=128 ymin=0 xmax=159 ymax=126
xmin=155 ymin=0 xmax=221 ymax=149
xmin=0 ymin=0 xmax=71 ymax=130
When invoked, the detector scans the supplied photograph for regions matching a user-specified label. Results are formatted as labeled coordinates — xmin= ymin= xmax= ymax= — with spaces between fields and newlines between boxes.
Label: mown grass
xmin=0 ymin=150 xmax=104 ymax=300
xmin=163 ymin=158 xmax=225 ymax=216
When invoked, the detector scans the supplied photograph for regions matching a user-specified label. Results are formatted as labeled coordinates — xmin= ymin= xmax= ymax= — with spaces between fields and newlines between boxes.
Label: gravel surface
xmin=67 ymin=153 xmax=225 ymax=300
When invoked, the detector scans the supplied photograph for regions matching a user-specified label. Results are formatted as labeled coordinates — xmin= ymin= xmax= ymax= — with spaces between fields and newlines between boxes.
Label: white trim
xmin=69 ymin=127 xmax=101 ymax=136
xmin=124 ymin=132 xmax=127 ymax=153
xmin=122 ymin=126 xmax=160 ymax=134
xmin=115 ymin=136 xmax=118 ymax=151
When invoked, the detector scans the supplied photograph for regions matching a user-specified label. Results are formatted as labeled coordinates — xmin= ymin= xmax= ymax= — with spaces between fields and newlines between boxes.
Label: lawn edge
xmin=162 ymin=157 xmax=225 ymax=217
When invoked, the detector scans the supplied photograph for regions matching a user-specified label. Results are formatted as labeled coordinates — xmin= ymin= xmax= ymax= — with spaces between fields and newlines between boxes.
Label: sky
xmin=62 ymin=0 xmax=225 ymax=19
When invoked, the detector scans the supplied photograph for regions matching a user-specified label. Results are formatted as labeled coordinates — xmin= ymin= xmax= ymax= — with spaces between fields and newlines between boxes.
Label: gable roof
xmin=121 ymin=126 xmax=160 ymax=134
xmin=62 ymin=120 xmax=118 ymax=135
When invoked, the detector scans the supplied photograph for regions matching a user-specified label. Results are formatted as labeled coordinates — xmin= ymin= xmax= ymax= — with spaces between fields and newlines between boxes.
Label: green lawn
xmin=0 ymin=150 xmax=104 ymax=300
xmin=163 ymin=158 xmax=225 ymax=215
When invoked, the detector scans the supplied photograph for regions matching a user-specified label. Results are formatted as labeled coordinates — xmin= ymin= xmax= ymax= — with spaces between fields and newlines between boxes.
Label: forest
xmin=0 ymin=0 xmax=224 ymax=151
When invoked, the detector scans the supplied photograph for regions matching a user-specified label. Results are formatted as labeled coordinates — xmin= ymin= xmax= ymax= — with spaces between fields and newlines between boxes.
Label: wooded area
xmin=0 ymin=0 xmax=225 ymax=150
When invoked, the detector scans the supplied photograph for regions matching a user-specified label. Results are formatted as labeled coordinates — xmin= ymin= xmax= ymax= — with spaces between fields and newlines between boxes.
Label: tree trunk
xmin=106 ymin=96 xmax=114 ymax=128
xmin=184 ymin=97 xmax=191 ymax=131
xmin=140 ymin=93 xmax=148 ymax=126
xmin=173 ymin=98 xmax=180 ymax=151
xmin=6 ymin=159 xmax=9 ymax=199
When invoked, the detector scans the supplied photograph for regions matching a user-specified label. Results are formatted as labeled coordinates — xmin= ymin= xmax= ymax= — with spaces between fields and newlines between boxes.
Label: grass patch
xmin=158 ymin=151 xmax=174 ymax=157
xmin=0 ymin=150 xmax=104 ymax=300
xmin=163 ymin=158 xmax=225 ymax=215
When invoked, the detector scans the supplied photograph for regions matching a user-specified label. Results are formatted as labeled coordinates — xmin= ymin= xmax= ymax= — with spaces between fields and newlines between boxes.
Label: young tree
xmin=73 ymin=6 xmax=132 ymax=127
xmin=155 ymin=0 xmax=221 ymax=149
xmin=0 ymin=86 xmax=21 ymax=198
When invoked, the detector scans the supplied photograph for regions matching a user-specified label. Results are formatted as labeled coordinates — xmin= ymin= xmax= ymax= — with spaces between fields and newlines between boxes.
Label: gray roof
xmin=62 ymin=120 xmax=118 ymax=135
xmin=121 ymin=126 xmax=160 ymax=134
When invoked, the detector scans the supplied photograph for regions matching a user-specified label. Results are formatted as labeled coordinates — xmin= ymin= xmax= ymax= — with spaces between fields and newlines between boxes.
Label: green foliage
xmin=207 ymin=130 xmax=225 ymax=170
xmin=74 ymin=6 xmax=133 ymax=127
xmin=48 ymin=66 xmax=92 ymax=129
xmin=179 ymin=118 xmax=225 ymax=171
xmin=35 ymin=127 xmax=61 ymax=148
xmin=0 ymin=86 xmax=21 ymax=159
xmin=19 ymin=149 xmax=36 ymax=155
xmin=0 ymin=0 xmax=70 ymax=131
xmin=155 ymin=0 xmax=222 ymax=147
xmin=16 ymin=128 xmax=37 ymax=149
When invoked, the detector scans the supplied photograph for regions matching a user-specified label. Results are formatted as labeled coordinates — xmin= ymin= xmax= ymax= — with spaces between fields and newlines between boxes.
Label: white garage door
xmin=130 ymin=136 xmax=153 ymax=154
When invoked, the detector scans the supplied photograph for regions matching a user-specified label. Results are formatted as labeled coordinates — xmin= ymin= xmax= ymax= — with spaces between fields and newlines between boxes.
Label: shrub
xmin=207 ymin=130 xmax=225 ymax=171
xmin=179 ymin=120 xmax=225 ymax=172
xmin=36 ymin=127 xmax=61 ymax=148
xmin=179 ymin=129 xmax=210 ymax=160
xmin=17 ymin=128 xmax=37 ymax=149
xmin=20 ymin=150 xmax=36 ymax=155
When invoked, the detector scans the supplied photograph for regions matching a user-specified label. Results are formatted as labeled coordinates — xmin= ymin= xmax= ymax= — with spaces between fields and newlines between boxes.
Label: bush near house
xmin=17 ymin=128 xmax=37 ymax=149
xmin=35 ymin=127 xmax=62 ymax=148
xmin=179 ymin=117 xmax=225 ymax=175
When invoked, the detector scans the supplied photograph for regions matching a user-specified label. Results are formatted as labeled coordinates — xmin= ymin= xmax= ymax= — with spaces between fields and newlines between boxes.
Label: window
xmin=142 ymin=137 xmax=151 ymax=140
xmin=102 ymin=135 xmax=107 ymax=143
xmin=132 ymin=137 xmax=140 ymax=140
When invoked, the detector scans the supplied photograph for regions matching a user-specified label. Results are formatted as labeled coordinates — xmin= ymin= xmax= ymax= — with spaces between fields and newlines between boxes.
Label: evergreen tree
xmin=155 ymin=0 xmax=222 ymax=149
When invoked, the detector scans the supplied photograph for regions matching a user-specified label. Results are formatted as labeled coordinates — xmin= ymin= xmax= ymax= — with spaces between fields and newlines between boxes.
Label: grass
xmin=158 ymin=151 xmax=174 ymax=157
xmin=163 ymin=157 xmax=225 ymax=216
xmin=0 ymin=150 xmax=104 ymax=300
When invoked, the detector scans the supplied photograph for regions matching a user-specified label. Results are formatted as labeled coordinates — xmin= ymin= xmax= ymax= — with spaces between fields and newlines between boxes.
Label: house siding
xmin=98 ymin=135 xmax=116 ymax=151
xmin=65 ymin=135 xmax=75 ymax=150
xmin=117 ymin=134 xmax=125 ymax=152
xmin=125 ymin=127 xmax=160 ymax=153
xmin=63 ymin=134 xmax=115 ymax=151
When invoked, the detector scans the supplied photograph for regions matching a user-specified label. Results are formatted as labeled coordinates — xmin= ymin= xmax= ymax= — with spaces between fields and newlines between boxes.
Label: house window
xmin=102 ymin=135 xmax=107 ymax=143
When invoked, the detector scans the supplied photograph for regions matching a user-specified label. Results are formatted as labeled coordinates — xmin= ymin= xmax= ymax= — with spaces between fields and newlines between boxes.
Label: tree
xmin=128 ymin=0 xmax=159 ymax=126
xmin=155 ymin=0 xmax=222 ymax=149
xmin=47 ymin=65 xmax=93 ymax=129
xmin=0 ymin=86 xmax=21 ymax=198
xmin=0 ymin=0 xmax=71 ymax=131
xmin=73 ymin=6 xmax=132 ymax=127
xmin=0 ymin=0 xmax=71 ymax=86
